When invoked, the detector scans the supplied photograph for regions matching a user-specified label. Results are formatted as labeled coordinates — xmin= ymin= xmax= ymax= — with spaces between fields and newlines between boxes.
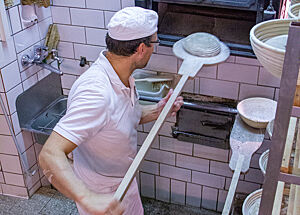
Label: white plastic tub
xmin=133 ymin=71 xmax=173 ymax=99
xmin=242 ymin=189 xmax=262 ymax=215
xmin=259 ymin=150 xmax=269 ymax=175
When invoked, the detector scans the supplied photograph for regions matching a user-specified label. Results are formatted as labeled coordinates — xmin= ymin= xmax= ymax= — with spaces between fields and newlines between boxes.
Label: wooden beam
xmin=289 ymin=121 xmax=300 ymax=215
xmin=272 ymin=117 xmax=297 ymax=215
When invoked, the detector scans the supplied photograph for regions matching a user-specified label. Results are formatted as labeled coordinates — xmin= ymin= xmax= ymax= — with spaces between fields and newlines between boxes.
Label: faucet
xmin=21 ymin=45 xmax=63 ymax=75
xmin=51 ymin=49 xmax=63 ymax=65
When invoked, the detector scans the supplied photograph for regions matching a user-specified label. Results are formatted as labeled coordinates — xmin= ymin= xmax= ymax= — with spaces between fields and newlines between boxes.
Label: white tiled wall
xmin=0 ymin=2 xmax=53 ymax=198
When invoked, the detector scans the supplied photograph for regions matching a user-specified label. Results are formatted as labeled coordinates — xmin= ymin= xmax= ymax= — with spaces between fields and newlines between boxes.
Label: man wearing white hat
xmin=39 ymin=6 xmax=183 ymax=215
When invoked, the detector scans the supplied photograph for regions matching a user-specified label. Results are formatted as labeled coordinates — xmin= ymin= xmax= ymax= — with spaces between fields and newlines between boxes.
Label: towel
xmin=4 ymin=0 xmax=14 ymax=7
xmin=36 ymin=0 xmax=50 ymax=8
xmin=44 ymin=24 xmax=60 ymax=60
xmin=21 ymin=0 xmax=50 ymax=8
xmin=21 ymin=0 xmax=35 ymax=5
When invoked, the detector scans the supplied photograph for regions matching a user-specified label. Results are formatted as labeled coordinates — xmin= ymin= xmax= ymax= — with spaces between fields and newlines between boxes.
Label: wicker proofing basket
xmin=250 ymin=18 xmax=300 ymax=81
xmin=242 ymin=189 xmax=263 ymax=215
xmin=237 ymin=97 xmax=277 ymax=129
xmin=288 ymin=3 xmax=300 ymax=18
xmin=291 ymin=0 xmax=300 ymax=6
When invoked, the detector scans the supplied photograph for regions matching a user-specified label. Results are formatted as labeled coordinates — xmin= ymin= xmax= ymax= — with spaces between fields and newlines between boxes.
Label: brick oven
xmin=136 ymin=0 xmax=281 ymax=57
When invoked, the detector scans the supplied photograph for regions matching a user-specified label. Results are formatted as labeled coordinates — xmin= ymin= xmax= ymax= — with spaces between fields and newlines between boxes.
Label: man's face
xmin=136 ymin=33 xmax=158 ymax=69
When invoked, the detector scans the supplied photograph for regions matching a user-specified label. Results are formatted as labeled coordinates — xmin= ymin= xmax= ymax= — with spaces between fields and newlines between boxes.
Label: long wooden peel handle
xmin=222 ymin=154 xmax=245 ymax=215
xmin=113 ymin=74 xmax=190 ymax=201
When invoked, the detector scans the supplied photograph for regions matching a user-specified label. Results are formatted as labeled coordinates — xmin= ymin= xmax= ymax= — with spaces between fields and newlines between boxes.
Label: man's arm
xmin=39 ymin=131 xmax=124 ymax=215
xmin=139 ymin=89 xmax=184 ymax=124
xmin=139 ymin=103 xmax=160 ymax=124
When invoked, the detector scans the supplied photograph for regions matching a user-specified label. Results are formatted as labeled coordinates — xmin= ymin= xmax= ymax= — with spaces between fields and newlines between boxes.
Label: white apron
xmin=75 ymin=177 xmax=143 ymax=215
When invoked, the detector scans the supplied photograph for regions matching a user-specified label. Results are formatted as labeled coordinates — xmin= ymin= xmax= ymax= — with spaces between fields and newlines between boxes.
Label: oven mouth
xmin=140 ymin=93 xmax=238 ymax=150
xmin=172 ymin=93 xmax=237 ymax=150
xmin=157 ymin=2 xmax=257 ymax=57
xmin=136 ymin=0 xmax=282 ymax=57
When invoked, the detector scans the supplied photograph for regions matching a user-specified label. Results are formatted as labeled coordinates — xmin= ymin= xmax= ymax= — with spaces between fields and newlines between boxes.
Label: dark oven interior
xmin=136 ymin=0 xmax=281 ymax=57
xmin=171 ymin=93 xmax=238 ymax=150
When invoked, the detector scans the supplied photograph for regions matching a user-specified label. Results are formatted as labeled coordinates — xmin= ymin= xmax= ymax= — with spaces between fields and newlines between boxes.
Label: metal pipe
xmin=37 ymin=63 xmax=63 ymax=75
xmin=139 ymin=95 xmax=238 ymax=114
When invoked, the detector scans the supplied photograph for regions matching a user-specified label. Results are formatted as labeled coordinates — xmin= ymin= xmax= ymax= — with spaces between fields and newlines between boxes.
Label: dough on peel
xmin=182 ymin=32 xmax=221 ymax=57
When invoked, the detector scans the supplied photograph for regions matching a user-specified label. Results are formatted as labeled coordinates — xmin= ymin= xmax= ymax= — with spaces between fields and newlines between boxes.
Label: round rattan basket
xmin=259 ymin=150 xmax=269 ymax=175
xmin=250 ymin=18 xmax=300 ymax=81
xmin=288 ymin=3 xmax=300 ymax=18
xmin=242 ymin=189 xmax=263 ymax=215
xmin=291 ymin=0 xmax=300 ymax=6
xmin=237 ymin=97 xmax=277 ymax=129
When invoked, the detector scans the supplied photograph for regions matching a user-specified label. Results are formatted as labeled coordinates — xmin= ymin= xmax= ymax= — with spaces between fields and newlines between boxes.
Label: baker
xmin=39 ymin=6 xmax=183 ymax=215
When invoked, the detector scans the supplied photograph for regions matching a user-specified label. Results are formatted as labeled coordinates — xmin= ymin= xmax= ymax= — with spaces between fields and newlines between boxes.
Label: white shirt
xmin=54 ymin=51 xmax=142 ymax=188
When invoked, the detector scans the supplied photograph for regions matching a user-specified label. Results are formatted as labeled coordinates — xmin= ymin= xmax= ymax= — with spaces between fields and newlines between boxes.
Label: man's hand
xmin=39 ymin=132 xmax=124 ymax=215
xmin=139 ymin=89 xmax=184 ymax=124
xmin=79 ymin=191 xmax=124 ymax=215
xmin=157 ymin=89 xmax=184 ymax=117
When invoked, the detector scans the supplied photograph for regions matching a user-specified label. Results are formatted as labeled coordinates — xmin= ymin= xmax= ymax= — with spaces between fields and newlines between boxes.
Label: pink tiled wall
xmin=50 ymin=0 xmax=279 ymax=212
xmin=0 ymin=0 xmax=52 ymax=198
xmin=0 ymin=0 xmax=280 ymax=211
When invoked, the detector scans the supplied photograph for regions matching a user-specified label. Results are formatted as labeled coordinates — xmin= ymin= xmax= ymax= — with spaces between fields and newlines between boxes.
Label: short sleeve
xmin=53 ymin=79 xmax=109 ymax=145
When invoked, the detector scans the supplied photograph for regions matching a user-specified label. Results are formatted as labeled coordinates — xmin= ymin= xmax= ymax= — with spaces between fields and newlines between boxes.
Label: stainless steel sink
xmin=16 ymin=73 xmax=67 ymax=144
xmin=31 ymin=97 xmax=67 ymax=135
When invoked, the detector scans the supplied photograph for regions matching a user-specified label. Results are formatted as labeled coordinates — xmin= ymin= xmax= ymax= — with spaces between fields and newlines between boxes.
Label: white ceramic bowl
xmin=242 ymin=189 xmax=262 ymax=215
xmin=237 ymin=97 xmax=277 ymax=128
xmin=250 ymin=18 xmax=300 ymax=81
xmin=259 ymin=150 xmax=269 ymax=175
xmin=288 ymin=3 xmax=300 ymax=18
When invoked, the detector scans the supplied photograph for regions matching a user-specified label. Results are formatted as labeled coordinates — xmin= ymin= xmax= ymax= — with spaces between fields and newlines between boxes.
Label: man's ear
xmin=136 ymin=43 xmax=146 ymax=56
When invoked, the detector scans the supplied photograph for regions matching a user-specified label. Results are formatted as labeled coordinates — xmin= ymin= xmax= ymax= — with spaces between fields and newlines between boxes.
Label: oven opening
xmin=155 ymin=2 xmax=258 ymax=57
xmin=157 ymin=3 xmax=257 ymax=45
xmin=136 ymin=0 xmax=282 ymax=57
xmin=171 ymin=93 xmax=238 ymax=150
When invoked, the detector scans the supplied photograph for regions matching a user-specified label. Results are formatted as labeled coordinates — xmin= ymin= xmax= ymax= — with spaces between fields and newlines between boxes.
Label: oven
xmin=140 ymin=93 xmax=238 ymax=149
xmin=135 ymin=0 xmax=282 ymax=57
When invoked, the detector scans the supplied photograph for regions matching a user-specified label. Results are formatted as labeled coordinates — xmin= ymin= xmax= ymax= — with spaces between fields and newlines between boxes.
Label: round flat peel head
xmin=173 ymin=33 xmax=230 ymax=65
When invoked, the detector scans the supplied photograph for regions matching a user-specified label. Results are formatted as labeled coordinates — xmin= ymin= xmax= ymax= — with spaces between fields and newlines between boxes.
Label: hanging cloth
xmin=21 ymin=0 xmax=35 ymax=5
xmin=45 ymin=24 xmax=60 ymax=51
xmin=36 ymin=0 xmax=50 ymax=8
xmin=21 ymin=0 xmax=50 ymax=8
xmin=4 ymin=0 xmax=14 ymax=7
xmin=44 ymin=24 xmax=60 ymax=60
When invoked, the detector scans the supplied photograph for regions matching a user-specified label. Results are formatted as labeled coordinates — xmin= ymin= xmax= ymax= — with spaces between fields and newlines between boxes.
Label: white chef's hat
xmin=108 ymin=7 xmax=158 ymax=41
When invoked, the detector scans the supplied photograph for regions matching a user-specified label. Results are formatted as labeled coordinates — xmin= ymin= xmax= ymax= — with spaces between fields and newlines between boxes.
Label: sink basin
xmin=16 ymin=73 xmax=66 ymax=144
xmin=31 ymin=97 xmax=67 ymax=135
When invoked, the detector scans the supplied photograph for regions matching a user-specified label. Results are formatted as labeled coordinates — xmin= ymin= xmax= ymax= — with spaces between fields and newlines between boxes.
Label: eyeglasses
xmin=150 ymin=38 xmax=160 ymax=44
xmin=150 ymin=38 xmax=160 ymax=46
